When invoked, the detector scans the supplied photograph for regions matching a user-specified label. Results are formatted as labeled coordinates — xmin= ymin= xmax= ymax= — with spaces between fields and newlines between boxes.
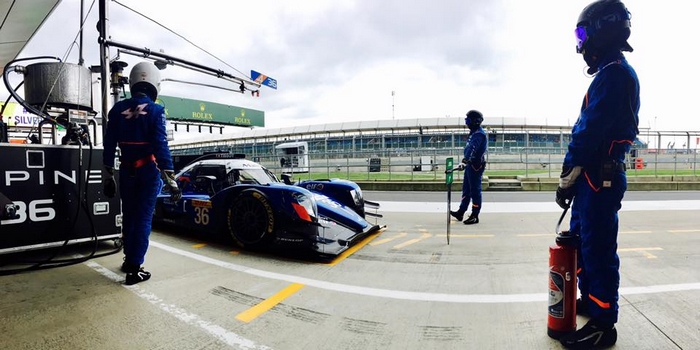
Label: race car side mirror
xmin=281 ymin=173 xmax=293 ymax=185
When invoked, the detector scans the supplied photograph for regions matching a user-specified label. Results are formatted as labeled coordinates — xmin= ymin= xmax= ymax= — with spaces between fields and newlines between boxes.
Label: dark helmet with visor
xmin=575 ymin=0 xmax=633 ymax=54
xmin=465 ymin=110 xmax=483 ymax=129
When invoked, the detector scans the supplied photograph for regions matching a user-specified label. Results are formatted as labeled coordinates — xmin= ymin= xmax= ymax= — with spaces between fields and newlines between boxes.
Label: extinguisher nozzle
xmin=556 ymin=231 xmax=580 ymax=246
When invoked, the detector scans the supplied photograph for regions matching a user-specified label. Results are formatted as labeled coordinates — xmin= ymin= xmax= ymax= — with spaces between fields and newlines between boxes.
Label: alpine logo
xmin=122 ymin=103 xmax=148 ymax=119
xmin=2 ymin=169 xmax=102 ymax=186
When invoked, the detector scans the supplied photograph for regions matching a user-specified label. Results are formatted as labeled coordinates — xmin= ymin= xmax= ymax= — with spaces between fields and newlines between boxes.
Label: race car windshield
xmin=237 ymin=168 xmax=277 ymax=185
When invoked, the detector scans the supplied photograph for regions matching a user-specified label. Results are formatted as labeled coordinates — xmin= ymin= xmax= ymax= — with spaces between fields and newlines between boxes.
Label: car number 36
xmin=194 ymin=207 xmax=210 ymax=225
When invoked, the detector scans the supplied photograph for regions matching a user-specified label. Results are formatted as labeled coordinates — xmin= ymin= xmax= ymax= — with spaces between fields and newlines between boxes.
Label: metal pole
xmin=655 ymin=132 xmax=661 ymax=177
xmin=525 ymin=131 xmax=530 ymax=178
xmin=79 ymin=0 xmax=85 ymax=66
xmin=388 ymin=152 xmax=392 ymax=180
xmin=98 ymin=0 xmax=111 ymax=138
xmin=411 ymin=151 xmax=414 ymax=181
xmin=446 ymin=180 xmax=451 ymax=245
xmin=106 ymin=40 xmax=260 ymax=88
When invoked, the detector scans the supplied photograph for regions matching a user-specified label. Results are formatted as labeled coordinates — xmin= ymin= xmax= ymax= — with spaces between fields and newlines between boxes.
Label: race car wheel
xmin=227 ymin=190 xmax=275 ymax=248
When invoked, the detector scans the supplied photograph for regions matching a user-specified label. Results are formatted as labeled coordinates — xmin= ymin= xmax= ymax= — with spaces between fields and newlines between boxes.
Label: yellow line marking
xmin=619 ymin=247 xmax=662 ymax=259
xmin=394 ymin=232 xmax=431 ymax=249
xmin=235 ymin=283 xmax=304 ymax=323
xmin=325 ymin=228 xmax=384 ymax=266
xmin=518 ymin=231 xmax=651 ymax=237
xmin=370 ymin=232 xmax=407 ymax=246
xmin=192 ymin=243 xmax=207 ymax=249
xmin=230 ymin=250 xmax=240 ymax=255
xmin=618 ymin=247 xmax=663 ymax=252
xmin=668 ymin=229 xmax=700 ymax=233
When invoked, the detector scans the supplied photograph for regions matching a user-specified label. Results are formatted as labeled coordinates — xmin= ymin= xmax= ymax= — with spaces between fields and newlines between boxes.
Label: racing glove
xmin=555 ymin=165 xmax=582 ymax=209
xmin=161 ymin=169 xmax=182 ymax=202
xmin=456 ymin=158 xmax=470 ymax=171
xmin=104 ymin=166 xmax=116 ymax=198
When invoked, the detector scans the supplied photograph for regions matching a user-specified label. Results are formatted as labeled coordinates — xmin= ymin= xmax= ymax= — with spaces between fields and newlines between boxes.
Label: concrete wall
xmin=356 ymin=176 xmax=700 ymax=192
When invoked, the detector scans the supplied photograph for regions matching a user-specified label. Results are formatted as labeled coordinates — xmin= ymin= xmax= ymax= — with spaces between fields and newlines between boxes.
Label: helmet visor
xmin=575 ymin=26 xmax=587 ymax=53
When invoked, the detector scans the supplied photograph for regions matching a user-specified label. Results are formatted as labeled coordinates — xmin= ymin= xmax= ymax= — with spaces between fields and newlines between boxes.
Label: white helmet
xmin=129 ymin=61 xmax=161 ymax=100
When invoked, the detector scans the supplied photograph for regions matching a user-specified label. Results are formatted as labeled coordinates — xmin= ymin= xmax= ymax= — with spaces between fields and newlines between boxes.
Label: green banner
xmin=156 ymin=95 xmax=264 ymax=127
xmin=123 ymin=93 xmax=264 ymax=127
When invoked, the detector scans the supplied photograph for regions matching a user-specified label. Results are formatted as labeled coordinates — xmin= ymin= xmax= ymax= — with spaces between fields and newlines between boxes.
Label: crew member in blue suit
xmin=556 ymin=1 xmax=640 ymax=348
xmin=450 ymin=109 xmax=487 ymax=225
xmin=103 ymin=61 xmax=181 ymax=285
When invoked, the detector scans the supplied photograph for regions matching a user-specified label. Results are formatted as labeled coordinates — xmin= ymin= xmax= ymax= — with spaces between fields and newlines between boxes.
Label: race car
xmin=153 ymin=153 xmax=382 ymax=258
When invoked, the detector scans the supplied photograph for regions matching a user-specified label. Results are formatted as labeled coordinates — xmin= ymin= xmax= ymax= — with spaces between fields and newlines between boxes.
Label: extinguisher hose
xmin=555 ymin=205 xmax=569 ymax=235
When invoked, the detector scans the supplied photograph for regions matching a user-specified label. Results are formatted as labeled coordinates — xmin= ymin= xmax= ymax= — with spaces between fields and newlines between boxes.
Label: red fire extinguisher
xmin=547 ymin=206 xmax=579 ymax=339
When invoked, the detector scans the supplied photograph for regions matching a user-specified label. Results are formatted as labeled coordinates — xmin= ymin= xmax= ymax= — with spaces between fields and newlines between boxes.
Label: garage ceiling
xmin=0 ymin=0 xmax=62 ymax=68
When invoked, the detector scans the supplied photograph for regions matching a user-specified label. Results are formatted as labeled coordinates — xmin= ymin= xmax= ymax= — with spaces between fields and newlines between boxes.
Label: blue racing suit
xmin=564 ymin=52 xmax=640 ymax=326
xmin=458 ymin=127 xmax=487 ymax=216
xmin=103 ymin=93 xmax=174 ymax=268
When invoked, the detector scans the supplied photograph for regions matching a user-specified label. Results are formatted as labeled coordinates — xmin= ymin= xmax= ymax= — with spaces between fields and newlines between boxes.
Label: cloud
xmin=8 ymin=0 xmax=700 ymax=134
xmin=8 ymin=0 xmax=518 ymax=125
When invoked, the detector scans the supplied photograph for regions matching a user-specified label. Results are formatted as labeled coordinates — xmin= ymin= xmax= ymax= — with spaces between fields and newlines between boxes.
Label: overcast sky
xmin=10 ymin=0 xmax=700 ymax=138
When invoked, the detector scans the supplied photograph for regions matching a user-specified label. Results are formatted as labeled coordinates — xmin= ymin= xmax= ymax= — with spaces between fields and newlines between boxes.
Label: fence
xmin=242 ymin=147 xmax=699 ymax=182
xmin=172 ymin=130 xmax=700 ymax=180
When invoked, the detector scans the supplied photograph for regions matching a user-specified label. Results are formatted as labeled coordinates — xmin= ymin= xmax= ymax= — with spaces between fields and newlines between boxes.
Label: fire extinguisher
xmin=547 ymin=205 xmax=580 ymax=339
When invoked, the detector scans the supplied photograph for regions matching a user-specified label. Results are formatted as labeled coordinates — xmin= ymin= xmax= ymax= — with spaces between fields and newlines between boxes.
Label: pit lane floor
xmin=1 ymin=192 xmax=699 ymax=349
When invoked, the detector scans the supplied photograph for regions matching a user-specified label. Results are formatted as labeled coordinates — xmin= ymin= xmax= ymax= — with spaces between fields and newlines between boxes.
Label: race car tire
xmin=227 ymin=189 xmax=275 ymax=248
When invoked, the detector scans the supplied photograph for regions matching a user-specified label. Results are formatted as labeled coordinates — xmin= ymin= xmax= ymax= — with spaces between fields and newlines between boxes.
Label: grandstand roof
xmin=170 ymin=116 xmax=571 ymax=146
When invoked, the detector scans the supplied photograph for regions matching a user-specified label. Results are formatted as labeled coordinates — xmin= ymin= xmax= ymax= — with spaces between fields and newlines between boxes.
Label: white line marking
xmin=378 ymin=200 xmax=700 ymax=213
xmin=85 ymin=261 xmax=271 ymax=350
xmin=149 ymin=241 xmax=700 ymax=304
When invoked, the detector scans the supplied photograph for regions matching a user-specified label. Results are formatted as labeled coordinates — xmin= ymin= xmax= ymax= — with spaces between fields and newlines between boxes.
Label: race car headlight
xmin=291 ymin=192 xmax=317 ymax=222
xmin=350 ymin=188 xmax=363 ymax=206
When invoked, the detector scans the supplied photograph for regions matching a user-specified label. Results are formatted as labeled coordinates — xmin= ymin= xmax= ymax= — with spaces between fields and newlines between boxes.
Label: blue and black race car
xmin=154 ymin=154 xmax=382 ymax=258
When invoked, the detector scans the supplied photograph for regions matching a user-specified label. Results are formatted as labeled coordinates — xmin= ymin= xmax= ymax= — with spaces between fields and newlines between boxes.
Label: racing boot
xmin=463 ymin=213 xmax=479 ymax=225
xmin=125 ymin=267 xmax=151 ymax=285
xmin=449 ymin=210 xmax=464 ymax=221
xmin=560 ymin=319 xmax=617 ymax=349
xmin=122 ymin=262 xmax=151 ymax=285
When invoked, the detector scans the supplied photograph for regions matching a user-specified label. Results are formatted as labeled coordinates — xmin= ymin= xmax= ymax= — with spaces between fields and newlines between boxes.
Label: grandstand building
xmin=165 ymin=117 xmax=700 ymax=177
xmin=169 ymin=117 xmax=581 ymax=158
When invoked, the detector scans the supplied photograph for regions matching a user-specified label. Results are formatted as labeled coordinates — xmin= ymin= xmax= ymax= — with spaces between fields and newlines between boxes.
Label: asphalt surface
xmin=1 ymin=191 xmax=699 ymax=350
